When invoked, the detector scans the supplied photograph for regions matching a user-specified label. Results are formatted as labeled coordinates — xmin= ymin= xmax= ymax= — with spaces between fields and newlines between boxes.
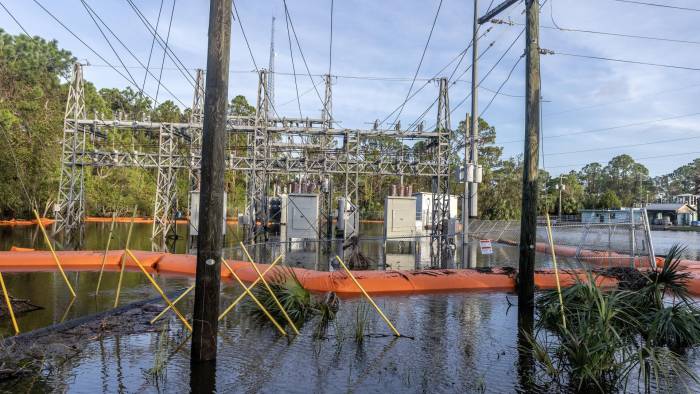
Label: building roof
xmin=645 ymin=203 xmax=696 ymax=212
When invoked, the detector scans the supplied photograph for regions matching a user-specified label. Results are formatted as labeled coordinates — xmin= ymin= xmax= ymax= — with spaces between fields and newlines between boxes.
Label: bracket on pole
xmin=477 ymin=0 xmax=520 ymax=25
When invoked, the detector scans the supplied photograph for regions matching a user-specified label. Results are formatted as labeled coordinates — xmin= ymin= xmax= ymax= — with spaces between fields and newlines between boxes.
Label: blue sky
xmin=2 ymin=0 xmax=700 ymax=177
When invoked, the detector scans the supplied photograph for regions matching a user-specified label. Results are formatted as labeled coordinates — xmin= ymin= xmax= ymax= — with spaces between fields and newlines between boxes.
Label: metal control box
xmin=384 ymin=196 xmax=418 ymax=239
xmin=281 ymin=193 xmax=319 ymax=240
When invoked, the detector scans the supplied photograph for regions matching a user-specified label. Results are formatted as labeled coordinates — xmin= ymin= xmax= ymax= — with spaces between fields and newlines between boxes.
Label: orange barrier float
xmin=0 ymin=218 xmax=55 ymax=227
xmin=1 ymin=249 xmax=699 ymax=296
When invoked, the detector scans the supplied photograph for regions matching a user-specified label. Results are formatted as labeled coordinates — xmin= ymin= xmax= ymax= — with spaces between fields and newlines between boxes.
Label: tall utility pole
xmin=464 ymin=0 xmax=479 ymax=247
xmin=518 ymin=0 xmax=541 ymax=317
xmin=191 ymin=0 xmax=232 ymax=362
xmin=557 ymin=174 xmax=563 ymax=220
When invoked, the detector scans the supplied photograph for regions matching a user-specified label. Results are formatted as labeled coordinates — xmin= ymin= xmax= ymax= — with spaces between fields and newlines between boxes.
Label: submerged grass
xmin=242 ymin=266 xmax=339 ymax=334
xmin=530 ymin=244 xmax=700 ymax=392
xmin=354 ymin=301 xmax=370 ymax=345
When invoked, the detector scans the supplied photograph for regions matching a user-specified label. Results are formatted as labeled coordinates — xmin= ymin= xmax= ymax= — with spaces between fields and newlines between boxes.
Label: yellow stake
xmin=218 ymin=254 xmax=284 ymax=321
xmin=150 ymin=284 xmax=195 ymax=324
xmin=114 ymin=206 xmax=137 ymax=308
xmin=335 ymin=255 xmax=401 ymax=337
xmin=240 ymin=242 xmax=300 ymax=335
xmin=33 ymin=209 xmax=75 ymax=298
xmin=0 ymin=272 xmax=19 ymax=335
xmin=95 ymin=212 xmax=117 ymax=295
xmin=545 ymin=213 xmax=567 ymax=329
xmin=221 ymin=258 xmax=287 ymax=336
xmin=125 ymin=249 xmax=192 ymax=332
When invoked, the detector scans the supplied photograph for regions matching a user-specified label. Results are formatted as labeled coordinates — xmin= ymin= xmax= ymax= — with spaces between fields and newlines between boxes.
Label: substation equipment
xmin=54 ymin=63 xmax=456 ymax=266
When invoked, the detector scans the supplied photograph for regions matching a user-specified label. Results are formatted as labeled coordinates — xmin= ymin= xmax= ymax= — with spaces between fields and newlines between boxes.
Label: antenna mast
xmin=267 ymin=16 xmax=275 ymax=115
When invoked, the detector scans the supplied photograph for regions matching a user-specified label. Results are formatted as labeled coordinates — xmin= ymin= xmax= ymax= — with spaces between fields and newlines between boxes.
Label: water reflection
xmin=4 ymin=222 xmax=700 ymax=270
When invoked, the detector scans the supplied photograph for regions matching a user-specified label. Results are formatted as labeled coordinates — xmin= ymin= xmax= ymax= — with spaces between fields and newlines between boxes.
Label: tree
xmin=0 ymin=29 xmax=74 ymax=217
xmin=151 ymin=100 xmax=182 ymax=123
xmin=98 ymin=87 xmax=151 ymax=119
xmin=228 ymin=95 xmax=255 ymax=116
xmin=598 ymin=190 xmax=622 ymax=209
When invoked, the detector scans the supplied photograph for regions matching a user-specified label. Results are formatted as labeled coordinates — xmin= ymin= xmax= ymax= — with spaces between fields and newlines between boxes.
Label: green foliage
xmin=151 ymin=100 xmax=182 ymax=123
xmin=229 ymin=95 xmax=255 ymax=116
xmin=0 ymin=29 xmax=74 ymax=217
xmin=531 ymin=245 xmax=700 ymax=391
xmin=596 ymin=190 xmax=622 ymax=209
xmin=243 ymin=267 xmax=339 ymax=332
xmin=354 ymin=301 xmax=370 ymax=345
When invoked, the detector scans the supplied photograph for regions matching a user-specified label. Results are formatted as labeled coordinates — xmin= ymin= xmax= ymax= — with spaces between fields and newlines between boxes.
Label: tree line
xmin=0 ymin=30 xmax=696 ymax=220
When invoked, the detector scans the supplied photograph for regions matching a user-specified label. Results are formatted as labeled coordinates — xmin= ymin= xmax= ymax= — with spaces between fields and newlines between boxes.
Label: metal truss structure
xmin=54 ymin=63 xmax=87 ymax=242
xmin=430 ymin=78 xmax=452 ymax=267
xmin=56 ymin=63 xmax=454 ymax=260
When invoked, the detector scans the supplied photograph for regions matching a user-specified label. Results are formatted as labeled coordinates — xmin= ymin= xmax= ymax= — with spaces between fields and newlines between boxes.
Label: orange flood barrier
xmin=2 ymin=249 xmax=700 ymax=296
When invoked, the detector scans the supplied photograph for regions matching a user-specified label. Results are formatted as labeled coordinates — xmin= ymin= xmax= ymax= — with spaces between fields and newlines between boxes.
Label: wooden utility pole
xmin=518 ymin=0 xmax=540 ymax=316
xmin=464 ymin=0 xmax=479 ymax=249
xmin=191 ymin=0 xmax=231 ymax=362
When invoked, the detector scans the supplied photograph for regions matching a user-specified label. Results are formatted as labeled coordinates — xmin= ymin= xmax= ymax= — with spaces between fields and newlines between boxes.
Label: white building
xmin=413 ymin=192 xmax=459 ymax=222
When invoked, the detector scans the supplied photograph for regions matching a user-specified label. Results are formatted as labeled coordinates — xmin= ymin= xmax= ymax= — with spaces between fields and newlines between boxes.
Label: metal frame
xmin=57 ymin=63 xmax=454 ymax=261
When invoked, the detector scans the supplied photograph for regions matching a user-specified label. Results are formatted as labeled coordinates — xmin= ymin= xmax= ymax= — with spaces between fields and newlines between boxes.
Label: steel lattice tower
xmin=430 ymin=77 xmax=452 ymax=267
xmin=54 ymin=63 xmax=87 ymax=241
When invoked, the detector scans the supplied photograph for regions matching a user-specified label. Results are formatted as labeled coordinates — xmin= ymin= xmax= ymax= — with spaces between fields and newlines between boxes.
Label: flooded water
xmin=8 ymin=221 xmax=695 ymax=272
xmin=2 ymin=222 xmax=700 ymax=392
xmin=1 ymin=281 xmax=699 ymax=393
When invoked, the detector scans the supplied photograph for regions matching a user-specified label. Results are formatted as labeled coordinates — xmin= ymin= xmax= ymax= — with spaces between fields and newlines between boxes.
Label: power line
xmin=125 ymin=0 xmax=195 ymax=87
xmin=389 ymin=0 xmax=444 ymax=129
xmin=492 ymin=19 xmax=700 ymax=46
xmin=284 ymin=6 xmax=303 ymax=118
xmin=0 ymin=1 xmax=30 ymax=36
xmin=31 ymin=0 xmax=163 ymax=106
xmin=552 ymin=50 xmax=700 ymax=72
xmin=479 ymin=53 xmax=524 ymax=117
xmin=141 ymin=0 xmax=165 ymax=94
xmin=499 ymin=111 xmax=700 ymax=144
xmin=409 ymin=17 xmax=521 ymax=132
xmin=80 ymin=0 xmax=141 ymax=89
xmin=613 ymin=0 xmax=700 ymax=12
xmin=80 ymin=0 xmax=187 ymax=108
xmin=382 ymin=25 xmax=499 ymax=130
xmin=282 ymin=0 xmax=330 ymax=122
xmin=153 ymin=0 xmax=177 ymax=107
xmin=447 ymin=27 xmax=525 ymax=120
xmin=232 ymin=0 xmax=282 ymax=119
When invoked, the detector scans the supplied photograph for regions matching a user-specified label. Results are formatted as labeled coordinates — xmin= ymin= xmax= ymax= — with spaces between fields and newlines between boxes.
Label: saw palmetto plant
xmin=529 ymin=244 xmax=700 ymax=392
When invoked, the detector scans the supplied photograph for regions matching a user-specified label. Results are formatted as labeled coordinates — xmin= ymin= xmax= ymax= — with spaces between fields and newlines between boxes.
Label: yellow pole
xmin=0 ymin=272 xmax=19 ymax=335
xmin=95 ymin=212 xmax=117 ymax=295
xmin=335 ymin=255 xmax=401 ymax=337
xmin=218 ymin=254 xmax=284 ymax=321
xmin=221 ymin=258 xmax=287 ymax=336
xmin=60 ymin=296 xmax=76 ymax=323
xmin=150 ymin=284 xmax=195 ymax=324
xmin=125 ymin=249 xmax=192 ymax=332
xmin=33 ymin=209 xmax=75 ymax=298
xmin=239 ymin=242 xmax=300 ymax=335
xmin=114 ymin=206 xmax=137 ymax=308
xmin=545 ymin=213 xmax=567 ymax=329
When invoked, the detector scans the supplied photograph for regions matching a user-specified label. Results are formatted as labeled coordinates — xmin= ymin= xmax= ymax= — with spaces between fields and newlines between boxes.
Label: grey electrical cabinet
xmin=283 ymin=193 xmax=319 ymax=240
xmin=384 ymin=196 xmax=418 ymax=239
